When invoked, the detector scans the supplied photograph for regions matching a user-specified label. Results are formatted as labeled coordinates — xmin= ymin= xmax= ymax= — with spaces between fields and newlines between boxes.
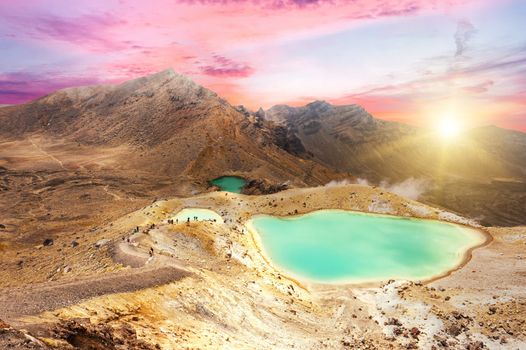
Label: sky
xmin=0 ymin=0 xmax=525 ymax=131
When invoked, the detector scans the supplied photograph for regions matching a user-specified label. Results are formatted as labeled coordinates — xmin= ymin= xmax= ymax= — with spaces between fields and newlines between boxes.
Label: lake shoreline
xmin=246 ymin=208 xmax=492 ymax=288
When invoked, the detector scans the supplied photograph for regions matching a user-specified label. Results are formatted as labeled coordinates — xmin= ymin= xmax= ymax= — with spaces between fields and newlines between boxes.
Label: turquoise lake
xmin=209 ymin=176 xmax=247 ymax=193
xmin=172 ymin=208 xmax=224 ymax=223
xmin=248 ymin=210 xmax=485 ymax=284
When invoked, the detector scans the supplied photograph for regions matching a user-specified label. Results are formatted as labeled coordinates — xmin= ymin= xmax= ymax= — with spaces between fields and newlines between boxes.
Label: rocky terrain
xmin=0 ymin=185 xmax=525 ymax=349
xmin=0 ymin=69 xmax=339 ymax=188
xmin=260 ymin=101 xmax=526 ymax=226
xmin=0 ymin=69 xmax=525 ymax=349
xmin=0 ymin=70 xmax=342 ymax=253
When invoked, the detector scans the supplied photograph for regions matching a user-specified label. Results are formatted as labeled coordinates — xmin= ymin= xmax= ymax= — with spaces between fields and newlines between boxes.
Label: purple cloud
xmin=0 ymin=72 xmax=101 ymax=104
xmin=377 ymin=4 xmax=420 ymax=17
xmin=463 ymin=80 xmax=494 ymax=94
xmin=181 ymin=0 xmax=323 ymax=8
xmin=6 ymin=13 xmax=126 ymax=51
xmin=200 ymin=55 xmax=254 ymax=77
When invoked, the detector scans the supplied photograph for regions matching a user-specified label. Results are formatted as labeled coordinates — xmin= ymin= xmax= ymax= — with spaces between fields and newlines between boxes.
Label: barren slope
xmin=0 ymin=185 xmax=524 ymax=349
xmin=0 ymin=69 xmax=340 ymax=187
xmin=263 ymin=101 xmax=526 ymax=226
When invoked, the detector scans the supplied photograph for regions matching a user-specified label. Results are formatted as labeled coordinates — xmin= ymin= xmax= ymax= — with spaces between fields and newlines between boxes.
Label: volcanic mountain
xmin=1 ymin=70 xmax=526 ymax=350
xmin=0 ymin=69 xmax=342 ymax=246
xmin=0 ymin=69 xmax=340 ymax=187
xmin=261 ymin=100 xmax=526 ymax=226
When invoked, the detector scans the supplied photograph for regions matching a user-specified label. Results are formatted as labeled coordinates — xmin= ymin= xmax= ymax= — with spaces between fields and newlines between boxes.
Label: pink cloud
xmin=4 ymin=12 xmax=127 ymax=52
xmin=3 ymin=0 xmax=523 ymax=132
xmin=463 ymin=80 xmax=494 ymax=93
xmin=0 ymin=72 xmax=101 ymax=104
xmin=3 ymin=0 xmax=478 ymax=55
xmin=200 ymin=55 xmax=254 ymax=77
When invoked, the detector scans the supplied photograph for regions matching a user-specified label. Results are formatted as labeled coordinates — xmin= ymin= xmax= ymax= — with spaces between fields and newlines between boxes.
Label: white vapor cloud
xmin=324 ymin=177 xmax=430 ymax=200
xmin=379 ymin=177 xmax=430 ymax=200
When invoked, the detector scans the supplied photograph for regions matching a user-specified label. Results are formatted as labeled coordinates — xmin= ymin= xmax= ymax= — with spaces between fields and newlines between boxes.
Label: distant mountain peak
xmin=120 ymin=67 xmax=196 ymax=90
xmin=306 ymin=100 xmax=331 ymax=109
xmin=35 ymin=68 xmax=201 ymax=106
xmin=154 ymin=67 xmax=176 ymax=77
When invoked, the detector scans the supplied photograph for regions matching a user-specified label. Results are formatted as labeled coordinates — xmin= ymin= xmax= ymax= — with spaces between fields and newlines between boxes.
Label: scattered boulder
xmin=53 ymin=319 xmax=156 ymax=350
xmin=466 ymin=341 xmax=485 ymax=350
xmin=242 ymin=179 xmax=288 ymax=195
xmin=385 ymin=318 xmax=402 ymax=326
xmin=43 ymin=238 xmax=54 ymax=246
xmin=406 ymin=342 xmax=418 ymax=349
xmin=71 ymin=240 xmax=79 ymax=247
xmin=0 ymin=319 xmax=49 ymax=349
xmin=410 ymin=327 xmax=420 ymax=339
xmin=393 ymin=327 xmax=403 ymax=336
xmin=95 ymin=239 xmax=110 ymax=248
xmin=0 ymin=223 xmax=5 ymax=229
xmin=0 ymin=319 xmax=10 ymax=329
xmin=447 ymin=324 xmax=462 ymax=336
xmin=434 ymin=334 xmax=448 ymax=347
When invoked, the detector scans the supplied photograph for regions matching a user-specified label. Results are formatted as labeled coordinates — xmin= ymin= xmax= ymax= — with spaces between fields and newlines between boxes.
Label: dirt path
xmin=111 ymin=241 xmax=151 ymax=268
xmin=103 ymin=184 xmax=123 ymax=201
xmin=0 ymin=266 xmax=190 ymax=324
xmin=28 ymin=138 xmax=67 ymax=170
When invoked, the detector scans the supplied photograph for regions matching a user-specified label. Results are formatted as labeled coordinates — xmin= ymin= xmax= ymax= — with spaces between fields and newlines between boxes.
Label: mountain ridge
xmin=0 ymin=68 xmax=343 ymax=188
xmin=1 ymin=68 xmax=524 ymax=225
xmin=260 ymin=100 xmax=526 ymax=225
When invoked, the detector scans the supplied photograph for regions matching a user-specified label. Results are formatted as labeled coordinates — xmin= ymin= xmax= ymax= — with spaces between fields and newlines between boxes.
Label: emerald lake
xmin=209 ymin=176 xmax=247 ymax=193
xmin=172 ymin=208 xmax=224 ymax=223
xmin=248 ymin=210 xmax=486 ymax=284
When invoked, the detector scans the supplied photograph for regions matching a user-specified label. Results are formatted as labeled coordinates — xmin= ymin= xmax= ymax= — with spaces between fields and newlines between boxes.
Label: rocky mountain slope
xmin=261 ymin=101 xmax=526 ymax=226
xmin=0 ymin=69 xmax=346 ymax=262
xmin=1 ymin=70 xmax=525 ymax=349
xmin=1 ymin=185 xmax=525 ymax=349
xmin=0 ymin=69 xmax=339 ymax=188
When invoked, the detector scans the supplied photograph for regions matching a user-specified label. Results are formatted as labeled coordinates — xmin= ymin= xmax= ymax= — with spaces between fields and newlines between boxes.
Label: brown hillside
xmin=263 ymin=100 xmax=526 ymax=226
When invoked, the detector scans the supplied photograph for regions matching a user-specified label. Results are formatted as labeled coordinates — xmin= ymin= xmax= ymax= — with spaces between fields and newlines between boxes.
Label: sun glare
xmin=438 ymin=118 xmax=460 ymax=138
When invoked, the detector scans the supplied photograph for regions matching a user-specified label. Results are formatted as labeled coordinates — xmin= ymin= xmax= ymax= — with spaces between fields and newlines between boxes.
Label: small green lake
xmin=248 ymin=210 xmax=486 ymax=284
xmin=209 ymin=176 xmax=247 ymax=193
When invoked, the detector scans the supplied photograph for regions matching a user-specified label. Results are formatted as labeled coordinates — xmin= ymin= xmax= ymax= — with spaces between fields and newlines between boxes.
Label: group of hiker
xmin=124 ymin=213 xmax=222 ymax=258
xmin=166 ymin=217 xmax=218 ymax=224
